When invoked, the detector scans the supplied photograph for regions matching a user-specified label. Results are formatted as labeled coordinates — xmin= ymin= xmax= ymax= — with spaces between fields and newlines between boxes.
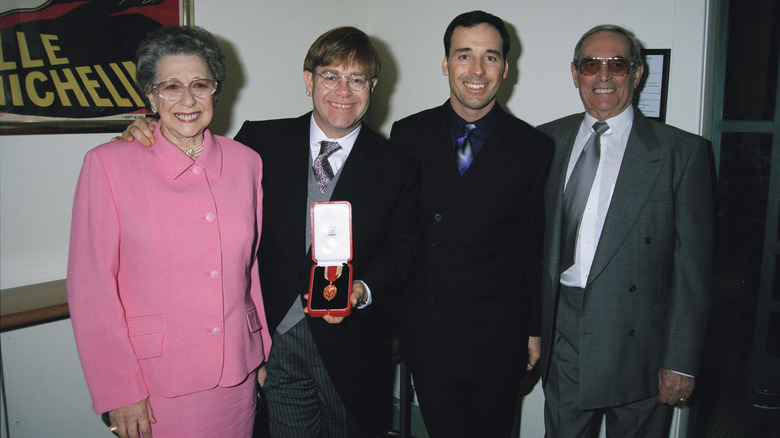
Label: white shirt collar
xmin=580 ymin=105 xmax=634 ymax=141
xmin=308 ymin=115 xmax=360 ymax=158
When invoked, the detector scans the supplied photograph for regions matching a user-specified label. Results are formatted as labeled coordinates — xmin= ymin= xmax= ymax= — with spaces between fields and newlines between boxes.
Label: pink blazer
xmin=67 ymin=128 xmax=271 ymax=414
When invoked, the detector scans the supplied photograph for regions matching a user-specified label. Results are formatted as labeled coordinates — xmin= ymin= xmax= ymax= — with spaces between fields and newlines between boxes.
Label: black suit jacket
xmin=390 ymin=102 xmax=553 ymax=382
xmin=234 ymin=113 xmax=422 ymax=432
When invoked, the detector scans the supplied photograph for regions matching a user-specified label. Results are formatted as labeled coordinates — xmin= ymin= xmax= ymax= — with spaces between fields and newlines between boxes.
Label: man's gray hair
xmin=572 ymin=24 xmax=644 ymax=66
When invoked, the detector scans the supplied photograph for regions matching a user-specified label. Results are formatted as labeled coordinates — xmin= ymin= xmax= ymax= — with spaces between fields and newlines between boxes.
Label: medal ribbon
xmin=323 ymin=265 xmax=342 ymax=301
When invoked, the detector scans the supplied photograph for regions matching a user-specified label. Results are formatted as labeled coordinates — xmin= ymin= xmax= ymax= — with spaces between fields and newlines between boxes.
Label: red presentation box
xmin=307 ymin=201 xmax=353 ymax=317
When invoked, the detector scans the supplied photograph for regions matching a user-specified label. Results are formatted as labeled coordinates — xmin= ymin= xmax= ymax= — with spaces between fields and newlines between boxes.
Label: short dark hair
xmin=303 ymin=26 xmax=381 ymax=79
xmin=135 ymin=25 xmax=226 ymax=96
xmin=573 ymin=24 xmax=644 ymax=66
xmin=443 ymin=10 xmax=510 ymax=59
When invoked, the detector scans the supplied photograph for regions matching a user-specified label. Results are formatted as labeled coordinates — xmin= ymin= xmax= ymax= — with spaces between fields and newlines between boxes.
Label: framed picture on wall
xmin=0 ymin=0 xmax=194 ymax=135
xmin=635 ymin=48 xmax=670 ymax=122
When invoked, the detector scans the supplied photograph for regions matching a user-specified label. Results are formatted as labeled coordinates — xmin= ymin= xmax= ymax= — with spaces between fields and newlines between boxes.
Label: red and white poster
xmin=0 ymin=0 xmax=190 ymax=134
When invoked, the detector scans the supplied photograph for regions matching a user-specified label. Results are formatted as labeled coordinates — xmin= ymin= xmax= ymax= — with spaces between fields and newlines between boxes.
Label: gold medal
xmin=323 ymin=266 xmax=342 ymax=301
xmin=323 ymin=284 xmax=337 ymax=301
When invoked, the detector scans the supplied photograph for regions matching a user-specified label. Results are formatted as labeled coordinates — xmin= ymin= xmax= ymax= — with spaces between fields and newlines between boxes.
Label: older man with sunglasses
xmin=536 ymin=25 xmax=713 ymax=437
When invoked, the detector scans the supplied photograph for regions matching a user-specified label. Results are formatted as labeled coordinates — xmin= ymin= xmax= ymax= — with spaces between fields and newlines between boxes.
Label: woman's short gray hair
xmin=135 ymin=25 xmax=226 ymax=97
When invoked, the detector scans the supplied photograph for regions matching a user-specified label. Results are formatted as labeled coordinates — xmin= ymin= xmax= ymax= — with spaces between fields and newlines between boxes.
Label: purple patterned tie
xmin=313 ymin=141 xmax=342 ymax=194
xmin=456 ymin=123 xmax=476 ymax=175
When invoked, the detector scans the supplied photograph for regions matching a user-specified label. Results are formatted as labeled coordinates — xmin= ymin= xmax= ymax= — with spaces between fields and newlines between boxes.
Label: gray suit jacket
xmin=537 ymin=109 xmax=713 ymax=409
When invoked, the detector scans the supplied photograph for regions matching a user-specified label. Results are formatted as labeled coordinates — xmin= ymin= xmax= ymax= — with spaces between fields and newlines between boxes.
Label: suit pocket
xmin=126 ymin=314 xmax=164 ymax=360
xmin=246 ymin=307 xmax=262 ymax=333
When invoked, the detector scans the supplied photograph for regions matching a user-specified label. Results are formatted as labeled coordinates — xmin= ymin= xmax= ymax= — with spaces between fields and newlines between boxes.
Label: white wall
xmin=0 ymin=1 xmax=713 ymax=436
xmin=0 ymin=0 xmax=714 ymax=288
xmin=1 ymin=320 xmax=109 ymax=438
xmin=368 ymin=0 xmax=712 ymax=135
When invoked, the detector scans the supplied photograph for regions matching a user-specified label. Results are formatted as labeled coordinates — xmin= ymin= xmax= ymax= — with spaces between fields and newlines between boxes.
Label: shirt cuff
xmin=669 ymin=369 xmax=695 ymax=378
xmin=354 ymin=280 xmax=372 ymax=309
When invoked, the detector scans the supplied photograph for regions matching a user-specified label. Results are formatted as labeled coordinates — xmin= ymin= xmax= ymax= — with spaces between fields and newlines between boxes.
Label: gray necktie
xmin=456 ymin=123 xmax=476 ymax=175
xmin=560 ymin=121 xmax=609 ymax=273
xmin=313 ymin=141 xmax=342 ymax=194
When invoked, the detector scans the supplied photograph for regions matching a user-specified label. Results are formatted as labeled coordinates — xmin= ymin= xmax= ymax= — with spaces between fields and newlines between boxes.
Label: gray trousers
xmin=543 ymin=285 xmax=671 ymax=437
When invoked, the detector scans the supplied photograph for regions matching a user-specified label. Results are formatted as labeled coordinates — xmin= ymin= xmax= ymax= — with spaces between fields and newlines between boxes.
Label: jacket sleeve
xmin=523 ymin=133 xmax=554 ymax=336
xmin=66 ymin=149 xmax=149 ymax=414
xmin=661 ymin=135 xmax=714 ymax=375
xmin=250 ymin=153 xmax=273 ymax=359
xmin=354 ymin=155 xmax=423 ymax=310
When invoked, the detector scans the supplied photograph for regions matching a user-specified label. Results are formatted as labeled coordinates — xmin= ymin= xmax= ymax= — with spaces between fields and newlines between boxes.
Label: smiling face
xmin=147 ymin=55 xmax=214 ymax=149
xmin=443 ymin=23 xmax=508 ymax=122
xmin=304 ymin=61 xmax=376 ymax=139
xmin=572 ymin=30 xmax=643 ymax=121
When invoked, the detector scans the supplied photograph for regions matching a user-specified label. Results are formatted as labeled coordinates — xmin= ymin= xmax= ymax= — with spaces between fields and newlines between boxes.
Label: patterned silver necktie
xmin=313 ymin=141 xmax=342 ymax=194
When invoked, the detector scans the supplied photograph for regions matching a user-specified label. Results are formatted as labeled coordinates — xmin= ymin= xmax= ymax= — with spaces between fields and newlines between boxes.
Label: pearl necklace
xmin=178 ymin=142 xmax=204 ymax=160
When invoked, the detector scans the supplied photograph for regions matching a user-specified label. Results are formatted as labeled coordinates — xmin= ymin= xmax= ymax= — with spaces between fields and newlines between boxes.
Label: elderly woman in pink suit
xmin=67 ymin=26 xmax=271 ymax=438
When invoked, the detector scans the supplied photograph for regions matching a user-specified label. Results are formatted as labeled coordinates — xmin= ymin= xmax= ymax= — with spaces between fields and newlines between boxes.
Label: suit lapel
xmin=424 ymin=104 xmax=517 ymax=209
xmin=419 ymin=107 xmax=462 ymax=205
xmin=588 ymin=112 xmax=663 ymax=284
xmin=545 ymin=115 xmax=581 ymax=290
xmin=330 ymin=125 xmax=383 ymax=208
xmin=274 ymin=115 xmax=313 ymax=263
xmin=454 ymin=107 xmax=511 ymax=195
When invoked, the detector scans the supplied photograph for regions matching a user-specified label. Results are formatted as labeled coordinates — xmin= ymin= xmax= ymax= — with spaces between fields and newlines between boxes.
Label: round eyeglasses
xmin=577 ymin=57 xmax=636 ymax=76
xmin=153 ymin=78 xmax=218 ymax=101
xmin=312 ymin=71 xmax=371 ymax=91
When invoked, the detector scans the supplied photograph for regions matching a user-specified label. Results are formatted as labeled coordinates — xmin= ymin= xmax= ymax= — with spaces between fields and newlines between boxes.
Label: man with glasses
xmin=389 ymin=11 xmax=553 ymax=438
xmin=536 ymin=24 xmax=713 ymax=436
xmin=120 ymin=26 xmax=421 ymax=438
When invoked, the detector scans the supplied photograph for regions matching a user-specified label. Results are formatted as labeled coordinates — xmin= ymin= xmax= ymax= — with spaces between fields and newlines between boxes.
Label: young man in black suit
xmin=390 ymin=11 xmax=553 ymax=438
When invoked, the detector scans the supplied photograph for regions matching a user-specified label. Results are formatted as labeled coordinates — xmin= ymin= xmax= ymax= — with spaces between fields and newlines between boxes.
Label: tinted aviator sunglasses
xmin=577 ymin=57 xmax=636 ymax=76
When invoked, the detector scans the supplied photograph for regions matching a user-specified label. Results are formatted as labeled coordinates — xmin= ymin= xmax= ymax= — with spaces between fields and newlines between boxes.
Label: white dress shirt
xmin=560 ymin=106 xmax=633 ymax=288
